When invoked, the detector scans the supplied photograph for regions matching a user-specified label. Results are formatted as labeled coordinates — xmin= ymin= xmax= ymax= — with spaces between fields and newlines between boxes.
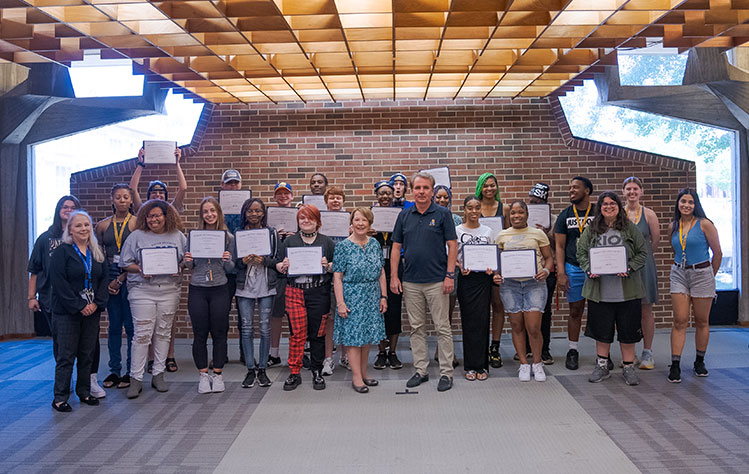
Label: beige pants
xmin=403 ymin=281 xmax=454 ymax=378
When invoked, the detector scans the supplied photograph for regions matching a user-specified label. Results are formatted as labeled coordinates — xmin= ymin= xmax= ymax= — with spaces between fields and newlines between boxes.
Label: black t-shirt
xmin=554 ymin=204 xmax=596 ymax=267
xmin=27 ymin=230 xmax=63 ymax=312
xmin=278 ymin=232 xmax=335 ymax=286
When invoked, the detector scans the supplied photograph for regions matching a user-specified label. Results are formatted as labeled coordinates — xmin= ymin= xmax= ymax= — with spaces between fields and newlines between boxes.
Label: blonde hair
xmin=63 ymin=210 xmax=105 ymax=263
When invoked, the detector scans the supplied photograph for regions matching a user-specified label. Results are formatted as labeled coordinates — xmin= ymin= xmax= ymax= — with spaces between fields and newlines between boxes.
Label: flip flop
xmin=117 ymin=374 xmax=131 ymax=389
xmin=165 ymin=358 xmax=178 ymax=373
xmin=102 ymin=373 xmax=120 ymax=389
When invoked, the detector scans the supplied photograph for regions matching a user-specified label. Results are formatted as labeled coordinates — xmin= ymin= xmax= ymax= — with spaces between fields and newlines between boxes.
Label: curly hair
xmin=590 ymin=191 xmax=627 ymax=235
xmin=135 ymin=199 xmax=183 ymax=233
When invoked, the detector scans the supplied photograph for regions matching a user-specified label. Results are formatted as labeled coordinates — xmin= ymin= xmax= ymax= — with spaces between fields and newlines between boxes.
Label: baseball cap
xmin=274 ymin=182 xmax=293 ymax=193
xmin=222 ymin=169 xmax=241 ymax=184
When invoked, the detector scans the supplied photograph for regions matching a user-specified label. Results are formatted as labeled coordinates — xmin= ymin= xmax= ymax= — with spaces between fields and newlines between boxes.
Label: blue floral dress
xmin=333 ymin=238 xmax=386 ymax=347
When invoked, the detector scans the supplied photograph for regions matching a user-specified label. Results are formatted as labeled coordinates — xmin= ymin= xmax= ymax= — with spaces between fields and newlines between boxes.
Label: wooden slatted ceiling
xmin=2 ymin=0 xmax=749 ymax=103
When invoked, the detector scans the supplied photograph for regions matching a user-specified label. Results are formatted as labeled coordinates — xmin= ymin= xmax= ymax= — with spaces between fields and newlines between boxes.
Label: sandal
xmin=166 ymin=358 xmax=178 ymax=373
xmin=102 ymin=373 xmax=120 ymax=389
xmin=80 ymin=396 xmax=99 ymax=406
xmin=465 ymin=370 xmax=477 ymax=381
xmin=476 ymin=370 xmax=488 ymax=381
xmin=117 ymin=374 xmax=131 ymax=389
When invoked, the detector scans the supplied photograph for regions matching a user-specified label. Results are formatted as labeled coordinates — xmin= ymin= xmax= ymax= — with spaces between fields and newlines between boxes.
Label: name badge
xmin=383 ymin=246 xmax=390 ymax=260
xmin=112 ymin=254 xmax=121 ymax=264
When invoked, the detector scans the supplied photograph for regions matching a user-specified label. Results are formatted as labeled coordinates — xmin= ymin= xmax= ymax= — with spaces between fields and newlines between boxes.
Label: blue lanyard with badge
xmin=74 ymin=245 xmax=95 ymax=304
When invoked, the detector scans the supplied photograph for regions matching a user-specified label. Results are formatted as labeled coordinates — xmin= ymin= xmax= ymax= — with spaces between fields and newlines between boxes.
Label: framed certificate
xmin=188 ymin=230 xmax=226 ymax=259
xmin=287 ymin=246 xmax=323 ymax=276
xmin=479 ymin=216 xmax=504 ymax=241
xmin=500 ymin=249 xmax=537 ymax=279
xmin=320 ymin=211 xmax=351 ymax=238
xmin=266 ymin=206 xmax=298 ymax=233
xmin=462 ymin=244 xmax=499 ymax=272
xmin=420 ymin=166 xmax=450 ymax=188
xmin=140 ymin=247 xmax=179 ymax=275
xmin=589 ymin=246 xmax=628 ymax=275
xmin=302 ymin=194 xmax=327 ymax=211
xmin=371 ymin=207 xmax=402 ymax=233
xmin=235 ymin=228 xmax=272 ymax=257
xmin=527 ymin=204 xmax=551 ymax=229
xmin=219 ymin=190 xmax=252 ymax=215
xmin=143 ymin=140 xmax=177 ymax=164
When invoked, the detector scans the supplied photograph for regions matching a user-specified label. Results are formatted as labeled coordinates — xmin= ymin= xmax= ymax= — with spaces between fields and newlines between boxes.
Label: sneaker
xmin=339 ymin=356 xmax=351 ymax=371
xmin=211 ymin=373 xmax=225 ymax=393
xmin=668 ymin=363 xmax=681 ymax=383
xmin=302 ymin=354 xmax=311 ymax=370
xmin=127 ymin=379 xmax=142 ymax=399
xmin=267 ymin=355 xmax=282 ymax=367
xmin=513 ymin=353 xmax=520 ymax=361
xmin=518 ymin=364 xmax=531 ymax=382
xmin=406 ymin=372 xmax=429 ymax=388
xmin=312 ymin=370 xmax=326 ymax=390
xmin=622 ymin=365 xmax=639 ymax=386
xmin=242 ymin=369 xmax=256 ymax=388
xmin=694 ymin=360 xmax=709 ymax=377
xmin=256 ymin=369 xmax=272 ymax=387
xmin=437 ymin=375 xmax=453 ymax=392
xmin=90 ymin=374 xmax=106 ymax=399
xmin=565 ymin=349 xmax=579 ymax=370
xmin=589 ymin=362 xmax=610 ymax=383
xmin=373 ymin=352 xmax=388 ymax=370
xmin=199 ymin=372 xmax=213 ymax=393
xmin=322 ymin=357 xmax=335 ymax=376
xmin=639 ymin=352 xmax=655 ymax=370
xmin=489 ymin=346 xmax=503 ymax=368
xmin=387 ymin=352 xmax=403 ymax=369
xmin=532 ymin=362 xmax=546 ymax=382
xmin=283 ymin=373 xmax=302 ymax=391
xmin=542 ymin=350 xmax=554 ymax=365
xmin=151 ymin=373 xmax=169 ymax=392
xmin=618 ymin=355 xmax=640 ymax=368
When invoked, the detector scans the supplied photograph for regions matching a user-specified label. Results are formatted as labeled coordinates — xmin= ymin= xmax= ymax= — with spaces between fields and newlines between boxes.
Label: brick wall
xmin=70 ymin=97 xmax=696 ymax=340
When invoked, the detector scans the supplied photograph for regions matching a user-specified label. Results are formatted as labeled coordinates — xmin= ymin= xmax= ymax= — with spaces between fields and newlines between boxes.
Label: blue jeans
xmin=500 ymin=278 xmax=548 ymax=314
xmin=238 ymin=295 xmax=273 ymax=370
xmin=107 ymin=284 xmax=134 ymax=376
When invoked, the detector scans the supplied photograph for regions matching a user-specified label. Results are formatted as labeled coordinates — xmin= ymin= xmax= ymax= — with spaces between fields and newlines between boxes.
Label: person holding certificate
xmin=218 ymin=169 xmax=244 ymax=365
xmin=129 ymin=146 xmax=187 ymax=213
xmin=50 ymin=211 xmax=108 ymax=412
xmin=234 ymin=198 xmax=281 ymax=389
xmin=275 ymin=205 xmax=336 ymax=391
xmin=494 ymin=201 xmax=553 ymax=382
xmin=667 ymin=189 xmax=721 ymax=383
xmin=455 ymin=196 xmax=494 ymax=381
xmin=119 ymin=200 xmax=186 ymax=399
xmin=333 ymin=208 xmax=387 ymax=393
xmin=268 ymin=181 xmax=295 ymax=368
xmin=576 ymin=192 xmax=648 ymax=386
xmin=322 ymin=185 xmax=348 ymax=376
xmin=184 ymin=197 xmax=235 ymax=394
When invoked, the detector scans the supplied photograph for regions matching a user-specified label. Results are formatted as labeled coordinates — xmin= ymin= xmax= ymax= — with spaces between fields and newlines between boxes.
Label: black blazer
xmin=50 ymin=243 xmax=108 ymax=315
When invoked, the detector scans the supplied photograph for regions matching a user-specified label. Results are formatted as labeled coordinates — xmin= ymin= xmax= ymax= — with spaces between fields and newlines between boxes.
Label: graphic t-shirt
xmin=554 ymin=204 xmax=596 ymax=267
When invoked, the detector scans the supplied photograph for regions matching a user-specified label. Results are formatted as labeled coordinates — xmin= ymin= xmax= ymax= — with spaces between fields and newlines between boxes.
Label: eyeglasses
xmin=601 ymin=203 xmax=619 ymax=208
xmin=147 ymin=213 xmax=164 ymax=220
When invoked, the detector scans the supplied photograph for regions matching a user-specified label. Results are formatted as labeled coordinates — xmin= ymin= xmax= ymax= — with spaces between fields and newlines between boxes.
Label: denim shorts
xmin=565 ymin=263 xmax=586 ymax=303
xmin=500 ymin=278 xmax=548 ymax=314
xmin=670 ymin=264 xmax=716 ymax=299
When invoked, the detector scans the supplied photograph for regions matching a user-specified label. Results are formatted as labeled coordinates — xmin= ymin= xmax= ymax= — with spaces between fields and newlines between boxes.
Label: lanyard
xmin=113 ymin=214 xmax=131 ymax=252
xmin=73 ymin=245 xmax=93 ymax=290
xmin=679 ymin=218 xmax=695 ymax=264
xmin=572 ymin=204 xmax=591 ymax=233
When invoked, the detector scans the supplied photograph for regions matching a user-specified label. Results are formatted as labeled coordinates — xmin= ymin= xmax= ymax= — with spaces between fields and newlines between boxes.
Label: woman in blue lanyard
xmin=49 ymin=211 xmax=108 ymax=412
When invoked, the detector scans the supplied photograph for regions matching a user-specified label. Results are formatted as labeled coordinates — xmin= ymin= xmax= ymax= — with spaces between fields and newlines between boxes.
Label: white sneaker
xmin=518 ymin=364 xmax=531 ymax=382
xmin=532 ymin=362 xmax=546 ymax=382
xmin=322 ymin=357 xmax=334 ymax=376
xmin=211 ymin=373 xmax=225 ymax=393
xmin=90 ymin=374 xmax=106 ymax=399
xmin=198 ymin=372 xmax=212 ymax=394
xmin=339 ymin=356 xmax=351 ymax=371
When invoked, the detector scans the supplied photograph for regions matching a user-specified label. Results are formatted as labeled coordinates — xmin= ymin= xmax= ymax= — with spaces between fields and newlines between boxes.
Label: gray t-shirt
xmin=598 ymin=228 xmax=625 ymax=302
xmin=119 ymin=229 xmax=186 ymax=291
xmin=236 ymin=264 xmax=277 ymax=299
xmin=185 ymin=232 xmax=236 ymax=287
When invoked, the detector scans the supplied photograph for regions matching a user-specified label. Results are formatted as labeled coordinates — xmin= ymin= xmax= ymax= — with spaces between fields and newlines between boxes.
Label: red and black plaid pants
xmin=286 ymin=284 xmax=330 ymax=374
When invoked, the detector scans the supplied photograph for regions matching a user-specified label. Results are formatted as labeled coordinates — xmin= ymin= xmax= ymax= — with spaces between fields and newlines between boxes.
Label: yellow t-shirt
xmin=495 ymin=226 xmax=550 ymax=274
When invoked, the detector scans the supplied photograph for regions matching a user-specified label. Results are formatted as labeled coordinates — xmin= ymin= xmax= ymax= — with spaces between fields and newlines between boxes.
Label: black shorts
xmin=271 ymin=277 xmax=287 ymax=319
xmin=584 ymin=299 xmax=642 ymax=344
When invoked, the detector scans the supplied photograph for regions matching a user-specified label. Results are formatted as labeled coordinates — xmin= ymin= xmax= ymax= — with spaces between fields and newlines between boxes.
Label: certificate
xmin=235 ymin=228 xmax=272 ymax=257
xmin=500 ymin=249 xmax=537 ymax=279
xmin=143 ymin=140 xmax=177 ymax=164
xmin=302 ymin=194 xmax=327 ymax=211
xmin=189 ymin=230 xmax=225 ymax=259
xmin=266 ymin=206 xmax=298 ymax=233
xmin=371 ymin=207 xmax=402 ymax=233
xmin=140 ymin=247 xmax=179 ymax=275
xmin=219 ymin=190 xmax=252 ymax=214
xmin=589 ymin=246 xmax=628 ymax=275
xmin=479 ymin=217 xmax=504 ymax=241
xmin=287 ymin=246 xmax=323 ymax=276
xmin=462 ymin=244 xmax=499 ymax=272
xmin=320 ymin=211 xmax=351 ymax=238
xmin=420 ymin=166 xmax=450 ymax=188
xmin=527 ymin=204 xmax=551 ymax=229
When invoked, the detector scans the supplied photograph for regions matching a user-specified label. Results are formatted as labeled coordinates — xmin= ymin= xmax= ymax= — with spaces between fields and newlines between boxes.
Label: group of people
xmin=27 ymin=148 xmax=722 ymax=412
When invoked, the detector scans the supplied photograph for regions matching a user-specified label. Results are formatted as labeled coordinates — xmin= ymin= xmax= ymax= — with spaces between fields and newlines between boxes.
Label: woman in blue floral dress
xmin=333 ymin=207 xmax=387 ymax=393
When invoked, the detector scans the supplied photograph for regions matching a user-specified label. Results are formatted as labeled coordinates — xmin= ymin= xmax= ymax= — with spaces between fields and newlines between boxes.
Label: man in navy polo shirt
xmin=390 ymin=172 xmax=458 ymax=392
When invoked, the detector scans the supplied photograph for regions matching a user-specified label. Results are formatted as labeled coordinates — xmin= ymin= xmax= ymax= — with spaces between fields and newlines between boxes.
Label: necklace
xmin=626 ymin=204 xmax=641 ymax=224
xmin=300 ymin=230 xmax=317 ymax=238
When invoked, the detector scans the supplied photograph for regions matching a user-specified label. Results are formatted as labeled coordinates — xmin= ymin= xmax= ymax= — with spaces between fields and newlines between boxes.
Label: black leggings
xmin=188 ymin=284 xmax=230 ymax=370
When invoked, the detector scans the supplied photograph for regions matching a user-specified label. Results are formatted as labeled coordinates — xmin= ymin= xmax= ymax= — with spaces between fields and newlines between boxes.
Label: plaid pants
xmin=286 ymin=285 xmax=330 ymax=375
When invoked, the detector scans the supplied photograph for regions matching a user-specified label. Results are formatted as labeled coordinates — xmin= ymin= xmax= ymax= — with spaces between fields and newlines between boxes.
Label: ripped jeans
xmin=128 ymin=284 xmax=180 ymax=381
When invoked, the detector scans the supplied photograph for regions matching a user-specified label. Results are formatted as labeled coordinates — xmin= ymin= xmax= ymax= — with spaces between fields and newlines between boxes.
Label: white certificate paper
xmin=266 ymin=207 xmax=298 ymax=233
xmin=589 ymin=246 xmax=628 ymax=275
xmin=140 ymin=247 xmax=179 ymax=275
xmin=527 ymin=204 xmax=551 ymax=229
xmin=480 ymin=217 xmax=504 ymax=241
xmin=500 ymin=249 xmax=537 ymax=279
xmin=462 ymin=244 xmax=499 ymax=272
xmin=320 ymin=211 xmax=351 ymax=238
xmin=287 ymin=246 xmax=324 ymax=276
xmin=189 ymin=230 xmax=225 ymax=259
xmin=371 ymin=207 xmax=402 ymax=233
xmin=219 ymin=190 xmax=252 ymax=215
xmin=302 ymin=194 xmax=327 ymax=211
xmin=235 ymin=228 xmax=272 ymax=257
xmin=421 ymin=166 xmax=451 ymax=188
xmin=143 ymin=140 xmax=177 ymax=164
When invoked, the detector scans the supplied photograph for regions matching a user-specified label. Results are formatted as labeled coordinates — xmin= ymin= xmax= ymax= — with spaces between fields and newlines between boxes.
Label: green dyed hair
xmin=474 ymin=173 xmax=501 ymax=203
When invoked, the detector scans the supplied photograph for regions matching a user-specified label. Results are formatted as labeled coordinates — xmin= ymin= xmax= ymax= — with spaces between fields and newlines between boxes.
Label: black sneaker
xmin=302 ymin=354 xmax=311 ymax=370
xmin=437 ymin=375 xmax=453 ymax=392
xmin=406 ymin=372 xmax=429 ymax=388
xmin=606 ymin=357 xmax=614 ymax=371
xmin=256 ymin=369 xmax=272 ymax=387
xmin=312 ymin=370 xmax=326 ymax=390
xmin=267 ymin=355 xmax=282 ymax=367
xmin=694 ymin=360 xmax=709 ymax=377
xmin=489 ymin=346 xmax=503 ymax=368
xmin=565 ymin=349 xmax=579 ymax=370
xmin=387 ymin=352 xmax=403 ymax=369
xmin=241 ymin=369 xmax=256 ymax=388
xmin=542 ymin=350 xmax=554 ymax=365
xmin=668 ymin=363 xmax=681 ymax=383
xmin=373 ymin=352 xmax=388 ymax=370
xmin=283 ymin=373 xmax=302 ymax=391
